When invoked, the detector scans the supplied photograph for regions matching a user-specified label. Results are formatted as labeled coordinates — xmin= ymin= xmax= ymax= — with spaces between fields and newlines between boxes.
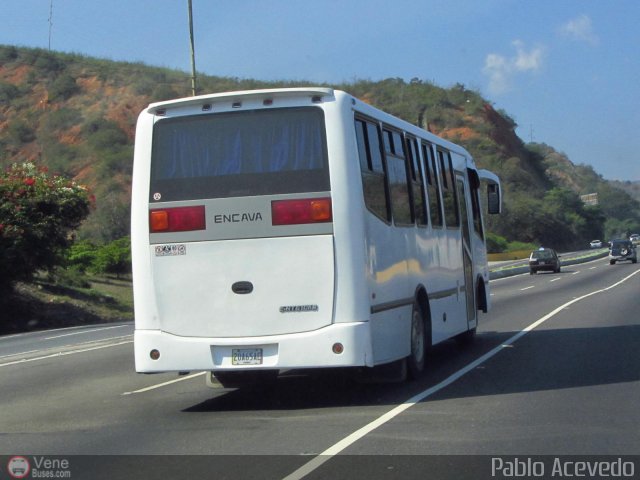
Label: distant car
xmin=609 ymin=239 xmax=637 ymax=265
xmin=630 ymin=234 xmax=640 ymax=246
xmin=590 ymin=239 xmax=603 ymax=248
xmin=529 ymin=247 xmax=561 ymax=274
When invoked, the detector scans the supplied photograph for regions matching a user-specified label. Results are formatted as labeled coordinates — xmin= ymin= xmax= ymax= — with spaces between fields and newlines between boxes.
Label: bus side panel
xmin=370 ymin=308 xmax=412 ymax=364
xmin=364 ymin=218 xmax=412 ymax=365
xmin=421 ymin=227 xmax=466 ymax=346
xmin=131 ymin=111 xmax=160 ymax=331
xmin=443 ymin=228 xmax=467 ymax=337
xmin=325 ymin=95 xmax=398 ymax=365
xmin=415 ymin=227 xmax=446 ymax=345
xmin=323 ymin=95 xmax=371 ymax=328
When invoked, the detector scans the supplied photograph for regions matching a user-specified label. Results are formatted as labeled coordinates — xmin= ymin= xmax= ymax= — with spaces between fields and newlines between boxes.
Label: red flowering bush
xmin=0 ymin=162 xmax=91 ymax=288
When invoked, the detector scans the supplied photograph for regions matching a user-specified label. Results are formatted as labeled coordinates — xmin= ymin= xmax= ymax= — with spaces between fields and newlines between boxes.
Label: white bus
xmin=131 ymin=87 xmax=501 ymax=386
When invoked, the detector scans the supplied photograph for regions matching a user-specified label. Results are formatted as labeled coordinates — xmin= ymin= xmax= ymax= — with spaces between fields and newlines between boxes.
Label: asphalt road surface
xmin=1 ymin=256 xmax=638 ymax=479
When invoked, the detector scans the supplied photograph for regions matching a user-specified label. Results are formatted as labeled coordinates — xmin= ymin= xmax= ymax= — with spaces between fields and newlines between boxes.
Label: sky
xmin=2 ymin=0 xmax=639 ymax=182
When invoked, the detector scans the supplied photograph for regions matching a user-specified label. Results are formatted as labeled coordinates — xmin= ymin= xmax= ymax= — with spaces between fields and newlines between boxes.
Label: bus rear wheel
xmin=407 ymin=300 xmax=427 ymax=380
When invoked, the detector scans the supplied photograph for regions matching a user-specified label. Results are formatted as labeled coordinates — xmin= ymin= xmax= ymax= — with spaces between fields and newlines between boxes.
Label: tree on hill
xmin=0 ymin=162 xmax=91 ymax=289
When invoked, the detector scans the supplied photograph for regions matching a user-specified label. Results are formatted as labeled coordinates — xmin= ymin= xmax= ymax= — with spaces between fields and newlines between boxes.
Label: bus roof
xmin=146 ymin=87 xmax=334 ymax=114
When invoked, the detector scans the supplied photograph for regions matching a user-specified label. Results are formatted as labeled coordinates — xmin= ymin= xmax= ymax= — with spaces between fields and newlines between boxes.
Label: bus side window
xmin=438 ymin=150 xmax=460 ymax=228
xmin=355 ymin=118 xmax=390 ymax=222
xmin=456 ymin=176 xmax=471 ymax=247
xmin=468 ymin=169 xmax=484 ymax=239
xmin=422 ymin=142 xmax=443 ymax=228
xmin=383 ymin=127 xmax=413 ymax=225
xmin=406 ymin=135 xmax=427 ymax=226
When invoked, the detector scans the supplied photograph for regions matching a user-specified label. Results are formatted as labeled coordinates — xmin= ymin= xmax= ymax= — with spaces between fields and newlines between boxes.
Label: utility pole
xmin=187 ymin=0 xmax=197 ymax=96
xmin=48 ymin=0 xmax=53 ymax=50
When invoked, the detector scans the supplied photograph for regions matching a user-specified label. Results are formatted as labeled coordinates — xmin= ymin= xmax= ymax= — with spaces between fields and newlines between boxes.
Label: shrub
xmin=0 ymin=45 xmax=18 ymax=63
xmin=506 ymin=241 xmax=538 ymax=252
xmin=66 ymin=240 xmax=99 ymax=273
xmin=151 ymin=84 xmax=180 ymax=101
xmin=41 ymin=107 xmax=83 ymax=132
xmin=6 ymin=120 xmax=36 ymax=145
xmin=91 ymin=237 xmax=131 ymax=277
xmin=49 ymin=73 xmax=80 ymax=101
xmin=0 ymin=82 xmax=20 ymax=103
xmin=485 ymin=232 xmax=508 ymax=253
xmin=82 ymin=118 xmax=129 ymax=150
xmin=33 ymin=52 xmax=64 ymax=74
xmin=0 ymin=162 xmax=91 ymax=289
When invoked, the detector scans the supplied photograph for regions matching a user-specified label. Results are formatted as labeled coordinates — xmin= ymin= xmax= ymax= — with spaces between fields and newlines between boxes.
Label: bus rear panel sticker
xmin=154 ymin=244 xmax=186 ymax=256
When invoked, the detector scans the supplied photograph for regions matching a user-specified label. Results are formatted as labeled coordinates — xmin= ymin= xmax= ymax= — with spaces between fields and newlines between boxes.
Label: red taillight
xmin=149 ymin=206 xmax=206 ymax=233
xmin=271 ymin=198 xmax=332 ymax=226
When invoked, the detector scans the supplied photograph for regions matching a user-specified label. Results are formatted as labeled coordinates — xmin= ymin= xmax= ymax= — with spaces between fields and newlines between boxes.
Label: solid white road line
xmin=0 ymin=335 xmax=134 ymax=362
xmin=121 ymin=372 xmax=206 ymax=395
xmin=0 ymin=340 xmax=133 ymax=368
xmin=282 ymin=268 xmax=640 ymax=480
xmin=44 ymin=324 xmax=130 ymax=340
xmin=0 ymin=349 xmax=40 ymax=360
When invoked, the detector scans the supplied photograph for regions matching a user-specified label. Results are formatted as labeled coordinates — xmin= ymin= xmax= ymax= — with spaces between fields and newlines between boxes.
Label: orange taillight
xmin=149 ymin=206 xmax=206 ymax=233
xmin=150 ymin=210 xmax=169 ymax=232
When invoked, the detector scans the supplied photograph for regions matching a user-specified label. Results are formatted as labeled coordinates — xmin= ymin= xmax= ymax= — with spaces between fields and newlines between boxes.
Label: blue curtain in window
xmin=153 ymin=109 xmax=324 ymax=180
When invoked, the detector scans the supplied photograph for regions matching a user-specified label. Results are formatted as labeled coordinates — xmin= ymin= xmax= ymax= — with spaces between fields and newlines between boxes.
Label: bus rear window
xmin=150 ymin=107 xmax=329 ymax=201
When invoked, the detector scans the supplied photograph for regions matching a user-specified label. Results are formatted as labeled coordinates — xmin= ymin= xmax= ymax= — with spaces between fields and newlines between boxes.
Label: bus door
xmin=456 ymin=174 xmax=476 ymax=328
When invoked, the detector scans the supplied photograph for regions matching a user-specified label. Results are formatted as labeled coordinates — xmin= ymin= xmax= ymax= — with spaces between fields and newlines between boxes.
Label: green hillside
xmin=2 ymin=45 xmax=639 ymax=249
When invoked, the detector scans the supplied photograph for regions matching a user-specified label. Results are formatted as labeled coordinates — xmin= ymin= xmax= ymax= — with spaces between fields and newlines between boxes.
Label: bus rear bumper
xmin=134 ymin=322 xmax=373 ymax=373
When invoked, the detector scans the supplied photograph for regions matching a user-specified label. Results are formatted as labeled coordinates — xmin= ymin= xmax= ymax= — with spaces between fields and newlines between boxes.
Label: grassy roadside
xmin=1 ymin=275 xmax=133 ymax=336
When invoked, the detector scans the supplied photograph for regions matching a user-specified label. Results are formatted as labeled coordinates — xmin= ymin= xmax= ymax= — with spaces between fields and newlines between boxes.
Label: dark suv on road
xmin=529 ymin=247 xmax=561 ymax=274
xmin=609 ymin=239 xmax=637 ymax=264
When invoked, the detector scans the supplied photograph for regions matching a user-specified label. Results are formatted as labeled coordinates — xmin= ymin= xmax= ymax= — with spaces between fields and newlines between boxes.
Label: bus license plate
xmin=232 ymin=348 xmax=263 ymax=365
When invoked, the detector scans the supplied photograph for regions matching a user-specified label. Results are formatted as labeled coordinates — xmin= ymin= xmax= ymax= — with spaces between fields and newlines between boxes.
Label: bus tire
xmin=407 ymin=300 xmax=427 ymax=380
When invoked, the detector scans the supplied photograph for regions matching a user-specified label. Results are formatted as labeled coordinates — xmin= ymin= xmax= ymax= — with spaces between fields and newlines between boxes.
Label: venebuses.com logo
xmin=7 ymin=456 xmax=30 ymax=479
xmin=6 ymin=456 xmax=72 ymax=478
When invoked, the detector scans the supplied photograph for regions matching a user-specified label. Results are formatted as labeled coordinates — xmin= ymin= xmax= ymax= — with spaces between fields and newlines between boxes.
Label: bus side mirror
xmin=487 ymin=184 xmax=501 ymax=214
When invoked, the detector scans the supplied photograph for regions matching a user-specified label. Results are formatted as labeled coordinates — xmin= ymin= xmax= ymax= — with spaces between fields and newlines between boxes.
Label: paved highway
xmin=1 ymin=257 xmax=638 ymax=479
